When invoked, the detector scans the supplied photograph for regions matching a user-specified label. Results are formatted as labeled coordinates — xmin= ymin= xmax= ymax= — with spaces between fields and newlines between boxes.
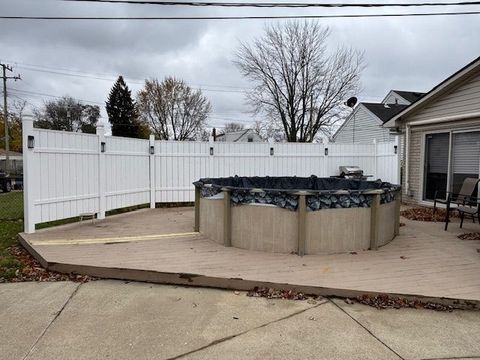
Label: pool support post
xmin=394 ymin=189 xmax=401 ymax=236
xmin=223 ymin=188 xmax=232 ymax=247
xmin=368 ymin=190 xmax=382 ymax=251
xmin=297 ymin=192 xmax=307 ymax=256
xmin=194 ymin=186 xmax=200 ymax=232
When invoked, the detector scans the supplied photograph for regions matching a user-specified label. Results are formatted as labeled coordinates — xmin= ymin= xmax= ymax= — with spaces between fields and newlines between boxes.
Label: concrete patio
xmin=2 ymin=280 xmax=480 ymax=360
xmin=19 ymin=206 xmax=480 ymax=306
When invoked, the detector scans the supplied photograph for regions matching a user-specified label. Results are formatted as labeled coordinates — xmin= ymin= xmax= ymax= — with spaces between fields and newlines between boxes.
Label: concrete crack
xmin=22 ymin=282 xmax=82 ymax=360
xmin=166 ymin=299 xmax=329 ymax=360
xmin=329 ymin=299 xmax=405 ymax=360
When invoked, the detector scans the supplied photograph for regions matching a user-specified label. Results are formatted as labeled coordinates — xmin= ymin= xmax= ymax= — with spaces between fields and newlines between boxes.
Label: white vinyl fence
xmin=22 ymin=119 xmax=400 ymax=233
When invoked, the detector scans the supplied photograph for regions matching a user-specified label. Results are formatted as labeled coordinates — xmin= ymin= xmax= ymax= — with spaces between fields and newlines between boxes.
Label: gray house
xmin=215 ymin=129 xmax=263 ymax=142
xmin=384 ymin=56 xmax=480 ymax=206
xmin=333 ymin=90 xmax=423 ymax=144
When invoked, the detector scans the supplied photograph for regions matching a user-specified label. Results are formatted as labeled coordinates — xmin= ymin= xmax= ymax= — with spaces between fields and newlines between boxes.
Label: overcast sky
xmin=1 ymin=0 xmax=480 ymax=132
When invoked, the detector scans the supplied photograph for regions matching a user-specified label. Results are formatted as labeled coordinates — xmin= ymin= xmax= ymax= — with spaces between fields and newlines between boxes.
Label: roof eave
xmin=383 ymin=56 xmax=480 ymax=128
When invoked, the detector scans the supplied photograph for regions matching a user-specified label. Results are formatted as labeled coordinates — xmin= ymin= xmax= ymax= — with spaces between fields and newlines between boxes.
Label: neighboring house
xmin=333 ymin=90 xmax=424 ymax=144
xmin=384 ymin=56 xmax=480 ymax=206
xmin=0 ymin=149 xmax=23 ymax=174
xmin=382 ymin=90 xmax=424 ymax=106
xmin=215 ymin=129 xmax=263 ymax=142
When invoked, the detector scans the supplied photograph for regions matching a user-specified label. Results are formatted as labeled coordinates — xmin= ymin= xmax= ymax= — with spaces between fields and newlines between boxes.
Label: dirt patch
xmin=350 ymin=294 xmax=459 ymax=311
xmin=458 ymin=233 xmax=480 ymax=241
xmin=400 ymin=207 xmax=457 ymax=222
xmin=247 ymin=287 xmax=320 ymax=301
xmin=0 ymin=245 xmax=96 ymax=283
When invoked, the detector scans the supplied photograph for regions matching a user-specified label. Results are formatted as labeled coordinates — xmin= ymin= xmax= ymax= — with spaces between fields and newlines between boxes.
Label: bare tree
xmin=235 ymin=21 xmax=364 ymax=142
xmin=223 ymin=122 xmax=244 ymax=133
xmin=137 ymin=77 xmax=211 ymax=141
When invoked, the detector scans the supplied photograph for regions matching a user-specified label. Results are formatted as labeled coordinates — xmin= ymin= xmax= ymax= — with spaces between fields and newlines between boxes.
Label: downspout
xmin=405 ymin=123 xmax=410 ymax=195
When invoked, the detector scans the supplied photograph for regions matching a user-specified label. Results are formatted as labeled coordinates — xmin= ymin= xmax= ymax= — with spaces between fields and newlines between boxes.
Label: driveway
xmin=1 ymin=280 xmax=479 ymax=360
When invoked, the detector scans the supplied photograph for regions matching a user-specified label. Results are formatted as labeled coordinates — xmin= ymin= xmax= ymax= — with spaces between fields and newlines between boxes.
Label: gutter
xmin=407 ymin=112 xmax=480 ymax=127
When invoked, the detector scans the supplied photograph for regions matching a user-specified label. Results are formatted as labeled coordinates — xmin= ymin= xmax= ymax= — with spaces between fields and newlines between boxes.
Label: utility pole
xmin=1 ymin=63 xmax=21 ymax=174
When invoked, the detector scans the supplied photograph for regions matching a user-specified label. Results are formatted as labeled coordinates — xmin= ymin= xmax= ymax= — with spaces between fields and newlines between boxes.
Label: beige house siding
xmin=408 ymin=70 xmax=480 ymax=122
xmin=403 ymin=130 xmax=422 ymax=205
xmin=402 ymin=118 xmax=480 ymax=206
xmin=334 ymin=105 xmax=393 ymax=144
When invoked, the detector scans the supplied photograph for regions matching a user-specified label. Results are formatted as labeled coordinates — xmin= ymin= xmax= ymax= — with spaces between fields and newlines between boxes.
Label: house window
xmin=423 ymin=130 xmax=480 ymax=201
xmin=247 ymin=136 xmax=253 ymax=142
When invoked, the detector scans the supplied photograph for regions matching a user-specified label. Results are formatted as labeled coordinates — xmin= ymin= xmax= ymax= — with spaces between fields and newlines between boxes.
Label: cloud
xmin=1 ymin=0 xmax=480 ymax=130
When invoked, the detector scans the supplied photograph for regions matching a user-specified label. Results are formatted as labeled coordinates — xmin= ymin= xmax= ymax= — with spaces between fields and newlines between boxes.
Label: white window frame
xmin=419 ymin=126 xmax=480 ymax=206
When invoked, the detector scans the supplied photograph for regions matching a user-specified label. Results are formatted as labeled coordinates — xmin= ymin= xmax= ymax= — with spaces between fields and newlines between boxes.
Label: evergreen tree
xmin=106 ymin=76 xmax=140 ymax=138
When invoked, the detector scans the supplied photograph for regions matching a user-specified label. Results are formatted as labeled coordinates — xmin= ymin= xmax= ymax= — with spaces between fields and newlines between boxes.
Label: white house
xmin=333 ymin=90 xmax=424 ymax=144
xmin=0 ymin=149 xmax=23 ymax=174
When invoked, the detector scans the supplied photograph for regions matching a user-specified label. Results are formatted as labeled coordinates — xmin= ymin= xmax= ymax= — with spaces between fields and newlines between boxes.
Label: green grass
xmin=0 ymin=191 xmax=24 ymax=220
xmin=0 ymin=191 xmax=24 ymax=280
xmin=0 ymin=220 xmax=23 ymax=280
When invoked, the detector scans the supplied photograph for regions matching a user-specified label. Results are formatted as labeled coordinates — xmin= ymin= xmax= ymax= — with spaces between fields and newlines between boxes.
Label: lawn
xmin=0 ymin=192 xmax=24 ymax=280
xmin=0 ymin=191 xmax=24 ymax=220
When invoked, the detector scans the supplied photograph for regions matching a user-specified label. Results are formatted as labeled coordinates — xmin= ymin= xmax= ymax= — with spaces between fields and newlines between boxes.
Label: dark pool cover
xmin=193 ymin=176 xmax=401 ymax=211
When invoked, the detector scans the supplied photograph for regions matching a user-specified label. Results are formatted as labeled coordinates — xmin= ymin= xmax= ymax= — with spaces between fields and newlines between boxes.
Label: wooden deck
xmin=20 ymin=207 xmax=480 ymax=307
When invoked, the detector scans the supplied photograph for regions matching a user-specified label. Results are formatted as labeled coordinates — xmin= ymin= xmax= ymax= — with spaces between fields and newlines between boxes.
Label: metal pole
xmin=2 ymin=65 xmax=9 ymax=173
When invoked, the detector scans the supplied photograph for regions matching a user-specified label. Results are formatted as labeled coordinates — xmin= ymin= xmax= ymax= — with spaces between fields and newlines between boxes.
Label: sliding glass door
xmin=423 ymin=130 xmax=480 ymax=201
xmin=424 ymin=133 xmax=450 ymax=200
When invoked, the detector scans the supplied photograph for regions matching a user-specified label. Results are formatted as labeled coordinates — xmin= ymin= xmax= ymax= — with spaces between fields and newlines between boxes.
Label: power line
xmin=12 ymin=63 xmax=248 ymax=93
xmin=1 ymin=11 xmax=480 ymax=20
xmin=9 ymin=87 xmax=105 ymax=106
xmin=60 ymin=0 xmax=480 ymax=7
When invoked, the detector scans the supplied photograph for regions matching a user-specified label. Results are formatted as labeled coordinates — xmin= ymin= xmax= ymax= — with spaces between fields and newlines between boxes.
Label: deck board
xmin=20 ymin=207 xmax=480 ymax=305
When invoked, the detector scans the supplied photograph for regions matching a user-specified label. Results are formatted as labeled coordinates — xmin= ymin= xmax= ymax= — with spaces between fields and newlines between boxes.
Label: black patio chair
xmin=433 ymin=177 xmax=480 ymax=230
xmin=457 ymin=197 xmax=480 ymax=229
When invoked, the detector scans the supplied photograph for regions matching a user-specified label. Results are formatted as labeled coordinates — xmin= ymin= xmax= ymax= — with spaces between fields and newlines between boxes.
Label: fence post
xmin=394 ymin=135 xmax=401 ymax=185
xmin=209 ymin=135 xmax=215 ymax=176
xmin=149 ymin=134 xmax=156 ymax=209
xmin=323 ymin=138 xmax=329 ymax=177
xmin=96 ymin=125 xmax=106 ymax=220
xmin=22 ymin=115 xmax=35 ymax=233
xmin=373 ymin=138 xmax=377 ymax=179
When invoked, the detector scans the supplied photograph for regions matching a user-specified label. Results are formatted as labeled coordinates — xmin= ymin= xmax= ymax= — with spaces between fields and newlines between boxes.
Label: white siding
xmin=383 ymin=92 xmax=411 ymax=105
xmin=334 ymin=105 xmax=393 ymax=144
xmin=409 ymin=70 xmax=480 ymax=122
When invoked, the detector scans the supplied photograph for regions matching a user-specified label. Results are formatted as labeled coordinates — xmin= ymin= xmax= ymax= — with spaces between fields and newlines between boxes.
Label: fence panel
xmin=104 ymin=137 xmax=150 ymax=211
xmin=22 ymin=118 xmax=399 ymax=233
xmin=27 ymin=128 xmax=99 ymax=226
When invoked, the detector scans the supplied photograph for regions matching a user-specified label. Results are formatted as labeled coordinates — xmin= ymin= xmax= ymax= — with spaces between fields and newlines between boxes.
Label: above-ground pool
xmin=193 ymin=176 xmax=401 ymax=255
